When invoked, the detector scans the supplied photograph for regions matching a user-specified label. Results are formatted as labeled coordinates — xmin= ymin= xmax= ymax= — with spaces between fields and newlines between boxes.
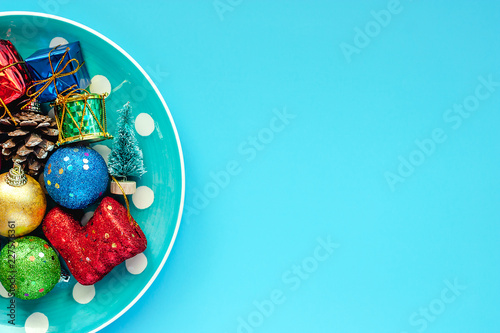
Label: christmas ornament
xmin=0 ymin=164 xmax=47 ymax=237
xmin=23 ymin=100 xmax=42 ymax=113
xmin=108 ymin=102 xmax=146 ymax=195
xmin=0 ymin=236 xmax=61 ymax=300
xmin=44 ymin=146 xmax=108 ymax=209
xmin=25 ymin=41 xmax=90 ymax=103
xmin=0 ymin=109 xmax=58 ymax=176
xmin=53 ymin=91 xmax=112 ymax=146
xmin=43 ymin=196 xmax=147 ymax=285
xmin=0 ymin=40 xmax=32 ymax=123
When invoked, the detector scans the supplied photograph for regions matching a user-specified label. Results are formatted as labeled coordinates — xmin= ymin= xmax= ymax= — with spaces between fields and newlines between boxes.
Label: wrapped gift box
xmin=25 ymin=41 xmax=90 ymax=103
xmin=0 ymin=40 xmax=31 ymax=107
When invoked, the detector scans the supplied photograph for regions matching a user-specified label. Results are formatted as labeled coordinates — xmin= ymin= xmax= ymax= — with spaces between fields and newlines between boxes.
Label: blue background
xmin=4 ymin=1 xmax=500 ymax=332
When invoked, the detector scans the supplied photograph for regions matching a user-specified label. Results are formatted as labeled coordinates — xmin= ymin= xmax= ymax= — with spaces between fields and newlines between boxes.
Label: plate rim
xmin=0 ymin=11 xmax=186 ymax=333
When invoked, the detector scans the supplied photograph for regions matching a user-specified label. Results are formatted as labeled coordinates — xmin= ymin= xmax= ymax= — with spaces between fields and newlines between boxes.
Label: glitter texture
xmin=43 ymin=196 xmax=147 ymax=285
xmin=44 ymin=146 xmax=108 ymax=209
xmin=0 ymin=236 xmax=61 ymax=300
xmin=0 ymin=169 xmax=47 ymax=237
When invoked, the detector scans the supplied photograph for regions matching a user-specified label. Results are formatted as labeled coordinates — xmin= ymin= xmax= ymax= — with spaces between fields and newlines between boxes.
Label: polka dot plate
xmin=0 ymin=12 xmax=185 ymax=333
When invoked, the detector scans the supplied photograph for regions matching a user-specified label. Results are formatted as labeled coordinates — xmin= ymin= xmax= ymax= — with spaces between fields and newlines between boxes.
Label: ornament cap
xmin=6 ymin=163 xmax=27 ymax=187
xmin=22 ymin=100 xmax=42 ymax=114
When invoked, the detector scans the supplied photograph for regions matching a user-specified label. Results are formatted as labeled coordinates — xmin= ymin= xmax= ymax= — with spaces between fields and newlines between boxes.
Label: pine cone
xmin=0 ymin=112 xmax=59 ymax=176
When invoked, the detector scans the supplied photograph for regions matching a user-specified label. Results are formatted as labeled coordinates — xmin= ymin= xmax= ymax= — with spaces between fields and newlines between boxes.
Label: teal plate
xmin=0 ymin=12 xmax=185 ymax=333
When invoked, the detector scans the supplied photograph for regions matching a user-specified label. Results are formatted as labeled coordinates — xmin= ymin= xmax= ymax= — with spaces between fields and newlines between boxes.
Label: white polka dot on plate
xmin=132 ymin=186 xmax=154 ymax=209
xmin=49 ymin=37 xmax=68 ymax=48
xmin=0 ymin=282 xmax=12 ymax=298
xmin=81 ymin=211 xmax=94 ymax=226
xmin=92 ymin=144 xmax=111 ymax=165
xmin=89 ymin=75 xmax=111 ymax=95
xmin=126 ymin=253 xmax=148 ymax=275
xmin=73 ymin=283 xmax=95 ymax=304
xmin=25 ymin=312 xmax=49 ymax=333
xmin=135 ymin=113 xmax=155 ymax=136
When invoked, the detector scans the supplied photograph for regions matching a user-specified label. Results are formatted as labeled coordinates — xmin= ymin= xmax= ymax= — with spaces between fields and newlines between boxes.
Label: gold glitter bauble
xmin=0 ymin=164 xmax=47 ymax=237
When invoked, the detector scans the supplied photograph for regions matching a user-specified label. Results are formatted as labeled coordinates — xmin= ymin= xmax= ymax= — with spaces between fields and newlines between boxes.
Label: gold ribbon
xmin=0 ymin=61 xmax=25 ymax=126
xmin=111 ymin=176 xmax=133 ymax=224
xmin=53 ymin=88 xmax=108 ymax=144
xmin=25 ymin=45 xmax=85 ymax=107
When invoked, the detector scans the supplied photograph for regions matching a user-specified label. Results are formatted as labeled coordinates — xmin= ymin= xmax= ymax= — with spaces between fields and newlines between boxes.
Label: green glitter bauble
xmin=0 ymin=236 xmax=61 ymax=300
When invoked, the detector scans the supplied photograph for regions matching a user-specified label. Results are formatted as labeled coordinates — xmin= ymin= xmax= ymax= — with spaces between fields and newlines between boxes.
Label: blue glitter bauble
xmin=44 ymin=146 xmax=108 ymax=209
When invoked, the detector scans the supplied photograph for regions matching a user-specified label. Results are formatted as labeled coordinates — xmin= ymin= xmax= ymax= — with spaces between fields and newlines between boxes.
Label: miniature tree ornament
xmin=107 ymin=102 xmax=146 ymax=195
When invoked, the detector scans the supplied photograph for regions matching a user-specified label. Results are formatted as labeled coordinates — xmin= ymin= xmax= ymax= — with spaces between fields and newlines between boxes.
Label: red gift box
xmin=43 ymin=196 xmax=147 ymax=285
xmin=0 ymin=40 xmax=31 ymax=108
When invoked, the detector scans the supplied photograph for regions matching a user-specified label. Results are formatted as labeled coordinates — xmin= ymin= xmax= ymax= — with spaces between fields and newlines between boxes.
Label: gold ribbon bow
xmin=25 ymin=45 xmax=85 ymax=106
xmin=0 ymin=61 xmax=25 ymax=126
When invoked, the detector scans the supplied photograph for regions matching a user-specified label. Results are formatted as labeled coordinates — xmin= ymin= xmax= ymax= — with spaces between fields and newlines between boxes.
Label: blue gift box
xmin=25 ymin=41 xmax=90 ymax=103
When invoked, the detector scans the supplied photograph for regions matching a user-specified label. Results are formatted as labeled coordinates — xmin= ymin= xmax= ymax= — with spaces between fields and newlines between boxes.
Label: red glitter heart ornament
xmin=43 ymin=196 xmax=147 ymax=285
